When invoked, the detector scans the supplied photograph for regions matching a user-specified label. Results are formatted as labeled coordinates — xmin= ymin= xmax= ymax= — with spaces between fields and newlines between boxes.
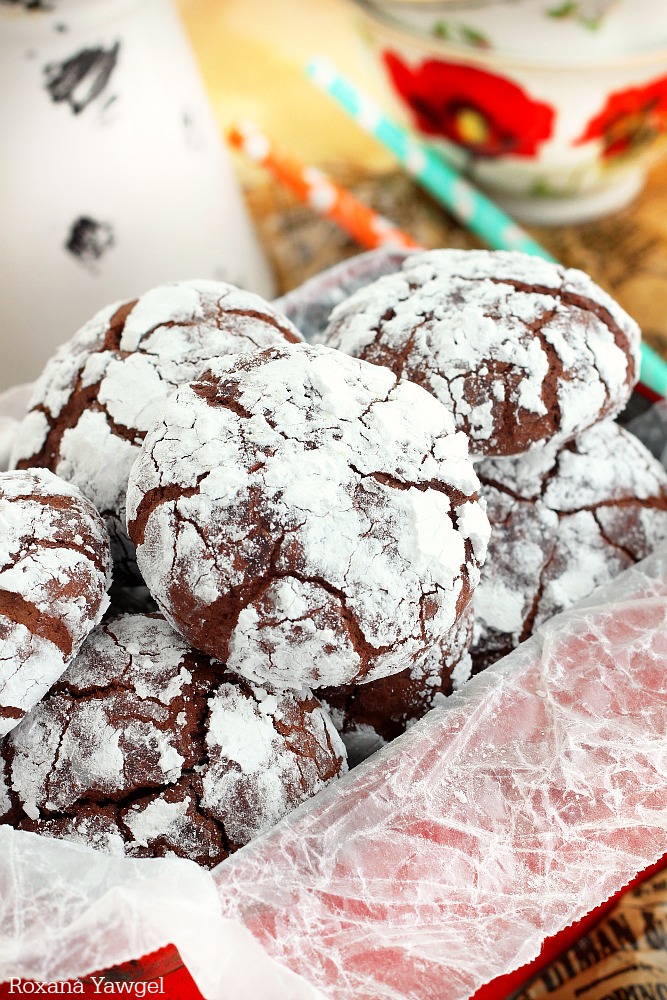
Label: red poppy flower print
xmin=574 ymin=75 xmax=667 ymax=160
xmin=383 ymin=52 xmax=555 ymax=158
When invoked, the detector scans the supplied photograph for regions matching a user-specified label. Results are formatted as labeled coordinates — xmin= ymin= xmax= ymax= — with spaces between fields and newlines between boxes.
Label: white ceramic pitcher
xmin=0 ymin=0 xmax=276 ymax=390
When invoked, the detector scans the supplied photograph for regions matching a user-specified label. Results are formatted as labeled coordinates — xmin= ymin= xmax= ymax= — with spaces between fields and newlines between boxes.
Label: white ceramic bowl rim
xmin=347 ymin=0 xmax=667 ymax=71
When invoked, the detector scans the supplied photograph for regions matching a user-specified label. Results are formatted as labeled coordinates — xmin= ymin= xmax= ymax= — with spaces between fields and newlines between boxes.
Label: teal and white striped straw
xmin=307 ymin=56 xmax=556 ymax=260
xmin=306 ymin=55 xmax=667 ymax=398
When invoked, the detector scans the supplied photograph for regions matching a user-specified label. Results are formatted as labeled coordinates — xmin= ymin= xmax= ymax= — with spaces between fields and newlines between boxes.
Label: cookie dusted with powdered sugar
xmin=320 ymin=249 xmax=640 ymax=458
xmin=10 ymin=280 xmax=302 ymax=577
xmin=318 ymin=606 xmax=474 ymax=767
xmin=0 ymin=468 xmax=111 ymax=737
xmin=0 ymin=613 xmax=346 ymax=867
xmin=126 ymin=343 xmax=490 ymax=690
xmin=472 ymin=420 xmax=667 ymax=671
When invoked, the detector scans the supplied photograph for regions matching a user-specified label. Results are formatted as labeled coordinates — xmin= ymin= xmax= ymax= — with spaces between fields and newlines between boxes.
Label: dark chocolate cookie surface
xmin=318 ymin=606 xmax=474 ymax=766
xmin=11 ymin=280 xmax=301 ymax=576
xmin=1 ymin=613 xmax=346 ymax=867
xmin=472 ymin=420 xmax=667 ymax=670
xmin=126 ymin=343 xmax=490 ymax=689
xmin=320 ymin=249 xmax=640 ymax=458
xmin=0 ymin=468 xmax=111 ymax=737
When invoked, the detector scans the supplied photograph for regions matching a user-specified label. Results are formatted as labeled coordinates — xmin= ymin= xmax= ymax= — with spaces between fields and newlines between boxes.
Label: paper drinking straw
xmin=228 ymin=120 xmax=420 ymax=252
xmin=307 ymin=56 xmax=556 ymax=261
xmin=637 ymin=343 xmax=667 ymax=398
xmin=306 ymin=56 xmax=667 ymax=398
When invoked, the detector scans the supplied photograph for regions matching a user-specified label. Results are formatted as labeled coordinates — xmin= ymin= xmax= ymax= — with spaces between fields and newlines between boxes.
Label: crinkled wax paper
xmin=213 ymin=548 xmax=667 ymax=999
xmin=2 ymin=388 xmax=667 ymax=999
xmin=0 ymin=828 xmax=322 ymax=999
xmin=626 ymin=396 xmax=667 ymax=463
xmin=274 ymin=248 xmax=413 ymax=343
xmin=1 ymin=543 xmax=666 ymax=999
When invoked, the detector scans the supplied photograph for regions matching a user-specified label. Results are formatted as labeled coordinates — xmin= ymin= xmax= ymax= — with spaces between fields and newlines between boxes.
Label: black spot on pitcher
xmin=65 ymin=216 xmax=114 ymax=271
xmin=44 ymin=42 xmax=120 ymax=114
xmin=1 ymin=1 xmax=53 ymax=9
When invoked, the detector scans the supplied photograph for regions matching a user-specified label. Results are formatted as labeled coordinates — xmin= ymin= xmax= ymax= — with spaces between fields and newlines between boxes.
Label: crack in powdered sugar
xmin=472 ymin=420 xmax=667 ymax=670
xmin=0 ymin=468 xmax=111 ymax=737
xmin=319 ymin=249 xmax=640 ymax=459
xmin=317 ymin=605 xmax=475 ymax=767
xmin=0 ymin=613 xmax=346 ymax=868
xmin=126 ymin=343 xmax=490 ymax=690
xmin=10 ymin=281 xmax=302 ymax=577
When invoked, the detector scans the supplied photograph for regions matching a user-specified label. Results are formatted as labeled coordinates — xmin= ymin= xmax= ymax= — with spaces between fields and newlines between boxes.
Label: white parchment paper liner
xmin=213 ymin=549 xmax=667 ymax=999
xmin=1 ymin=385 xmax=667 ymax=998
xmin=273 ymin=248 xmax=413 ymax=344
xmin=0 ymin=829 xmax=321 ymax=998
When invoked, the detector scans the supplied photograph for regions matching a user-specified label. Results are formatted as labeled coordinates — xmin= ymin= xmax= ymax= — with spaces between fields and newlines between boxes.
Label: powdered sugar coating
xmin=202 ymin=679 xmax=346 ymax=845
xmin=0 ymin=469 xmax=111 ymax=736
xmin=30 ymin=809 xmax=128 ymax=857
xmin=318 ymin=605 xmax=474 ymax=767
xmin=126 ymin=344 xmax=489 ymax=689
xmin=0 ymin=613 xmax=346 ymax=867
xmin=472 ymin=420 xmax=667 ymax=670
xmin=320 ymin=249 xmax=640 ymax=458
xmin=10 ymin=281 xmax=302 ymax=576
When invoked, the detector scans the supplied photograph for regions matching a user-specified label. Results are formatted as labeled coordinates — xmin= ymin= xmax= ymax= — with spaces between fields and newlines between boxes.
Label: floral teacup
xmin=345 ymin=0 xmax=667 ymax=223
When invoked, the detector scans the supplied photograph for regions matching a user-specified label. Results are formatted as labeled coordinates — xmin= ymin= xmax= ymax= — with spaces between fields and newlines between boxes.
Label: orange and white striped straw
xmin=228 ymin=119 xmax=420 ymax=252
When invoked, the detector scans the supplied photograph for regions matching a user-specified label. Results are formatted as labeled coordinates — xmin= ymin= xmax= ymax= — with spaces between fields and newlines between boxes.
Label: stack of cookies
xmin=312 ymin=249 xmax=667 ymax=759
xmin=0 ymin=283 xmax=356 ymax=867
xmin=1 ymin=248 xmax=666 ymax=866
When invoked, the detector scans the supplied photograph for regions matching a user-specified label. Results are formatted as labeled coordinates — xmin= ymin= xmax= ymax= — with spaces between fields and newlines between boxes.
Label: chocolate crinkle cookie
xmin=0 ymin=468 xmax=111 ymax=737
xmin=126 ymin=343 xmax=490 ymax=690
xmin=10 ymin=280 xmax=302 ymax=578
xmin=319 ymin=249 xmax=640 ymax=458
xmin=472 ymin=420 xmax=667 ymax=671
xmin=0 ymin=613 xmax=346 ymax=867
xmin=318 ymin=605 xmax=474 ymax=767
